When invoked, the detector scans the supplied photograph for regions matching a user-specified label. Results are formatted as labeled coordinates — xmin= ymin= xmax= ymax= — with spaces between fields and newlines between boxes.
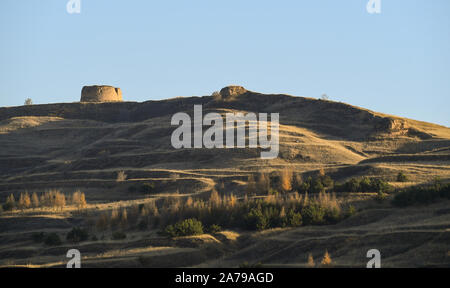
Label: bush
xmin=208 ymin=224 xmax=222 ymax=234
xmin=335 ymin=177 xmax=393 ymax=193
xmin=165 ymin=218 xmax=204 ymax=237
xmin=302 ymin=203 xmax=325 ymax=225
xmin=375 ymin=191 xmax=387 ymax=202
xmin=396 ymin=172 xmax=408 ymax=182
xmin=345 ymin=205 xmax=356 ymax=217
xmin=3 ymin=194 xmax=16 ymax=211
xmin=286 ymin=209 xmax=303 ymax=227
xmin=324 ymin=208 xmax=341 ymax=224
xmin=112 ymin=231 xmax=127 ymax=240
xmin=392 ymin=183 xmax=450 ymax=207
xmin=44 ymin=233 xmax=62 ymax=246
xmin=66 ymin=227 xmax=89 ymax=243
xmin=295 ymin=175 xmax=333 ymax=194
xmin=245 ymin=208 xmax=268 ymax=231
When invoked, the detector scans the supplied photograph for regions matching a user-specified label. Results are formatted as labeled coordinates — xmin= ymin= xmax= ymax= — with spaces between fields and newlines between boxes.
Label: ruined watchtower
xmin=80 ymin=85 xmax=123 ymax=103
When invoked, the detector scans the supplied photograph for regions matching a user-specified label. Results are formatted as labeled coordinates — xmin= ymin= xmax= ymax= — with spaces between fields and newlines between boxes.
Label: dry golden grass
xmin=0 ymin=94 xmax=450 ymax=268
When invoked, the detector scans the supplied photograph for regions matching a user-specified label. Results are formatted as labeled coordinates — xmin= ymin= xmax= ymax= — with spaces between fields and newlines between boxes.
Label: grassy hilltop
xmin=0 ymin=88 xmax=449 ymax=268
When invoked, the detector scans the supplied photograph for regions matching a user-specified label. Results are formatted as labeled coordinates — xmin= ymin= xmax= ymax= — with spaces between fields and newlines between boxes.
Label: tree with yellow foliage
xmin=31 ymin=192 xmax=39 ymax=208
xmin=280 ymin=168 xmax=293 ymax=192
xmin=18 ymin=192 xmax=31 ymax=210
xmin=319 ymin=167 xmax=326 ymax=177
xmin=321 ymin=250 xmax=332 ymax=267
xmin=307 ymin=253 xmax=315 ymax=268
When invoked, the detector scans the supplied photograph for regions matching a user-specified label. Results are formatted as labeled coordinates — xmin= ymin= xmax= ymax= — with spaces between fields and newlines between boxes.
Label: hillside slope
xmin=1 ymin=90 xmax=450 ymax=268
xmin=0 ymin=91 xmax=449 ymax=197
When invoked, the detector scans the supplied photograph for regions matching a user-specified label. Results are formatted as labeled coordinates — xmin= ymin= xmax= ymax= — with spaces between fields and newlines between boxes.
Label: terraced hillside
xmin=0 ymin=89 xmax=449 ymax=267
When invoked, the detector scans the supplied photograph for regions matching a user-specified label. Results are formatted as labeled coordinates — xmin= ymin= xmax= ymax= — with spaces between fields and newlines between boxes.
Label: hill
xmin=0 ymin=88 xmax=449 ymax=267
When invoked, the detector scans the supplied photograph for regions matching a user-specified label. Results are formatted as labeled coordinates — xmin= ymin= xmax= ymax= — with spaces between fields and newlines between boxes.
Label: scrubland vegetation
xmin=393 ymin=181 xmax=450 ymax=207
xmin=88 ymin=188 xmax=349 ymax=238
xmin=1 ymin=168 xmax=447 ymax=251
xmin=1 ymin=190 xmax=87 ymax=211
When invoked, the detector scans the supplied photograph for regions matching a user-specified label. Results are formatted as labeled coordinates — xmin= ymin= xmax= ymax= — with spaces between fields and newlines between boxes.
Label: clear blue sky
xmin=1 ymin=0 xmax=449 ymax=126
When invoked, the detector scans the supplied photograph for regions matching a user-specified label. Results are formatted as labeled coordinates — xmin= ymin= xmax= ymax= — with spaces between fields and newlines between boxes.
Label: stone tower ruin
xmin=80 ymin=85 xmax=123 ymax=103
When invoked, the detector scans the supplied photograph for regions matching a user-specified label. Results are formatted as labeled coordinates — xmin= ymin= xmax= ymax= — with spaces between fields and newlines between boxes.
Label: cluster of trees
xmin=32 ymin=227 xmax=91 ymax=247
xmin=159 ymin=190 xmax=350 ymax=234
xmin=247 ymin=168 xmax=395 ymax=195
xmin=165 ymin=219 xmax=223 ymax=237
xmin=66 ymin=227 xmax=89 ymax=243
xmin=91 ymin=188 xmax=352 ymax=237
xmin=392 ymin=182 xmax=450 ymax=207
xmin=296 ymin=174 xmax=334 ymax=194
xmin=93 ymin=203 xmax=158 ymax=232
xmin=307 ymin=250 xmax=333 ymax=268
xmin=246 ymin=168 xmax=333 ymax=195
xmin=165 ymin=218 xmax=204 ymax=237
xmin=334 ymin=177 xmax=393 ymax=193
xmin=1 ymin=190 xmax=87 ymax=212
xmin=31 ymin=232 xmax=62 ymax=246
xmin=396 ymin=172 xmax=409 ymax=182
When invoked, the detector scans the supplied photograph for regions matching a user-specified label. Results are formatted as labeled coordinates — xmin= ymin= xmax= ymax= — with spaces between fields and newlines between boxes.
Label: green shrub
xmin=320 ymin=175 xmax=334 ymax=188
xmin=311 ymin=178 xmax=325 ymax=193
xmin=112 ymin=231 xmax=127 ymax=240
xmin=165 ymin=218 xmax=204 ymax=237
xmin=208 ymin=224 xmax=222 ymax=234
xmin=286 ymin=209 xmax=303 ymax=227
xmin=392 ymin=183 xmax=450 ymax=207
xmin=140 ymin=183 xmax=155 ymax=194
xmin=44 ymin=233 xmax=62 ymax=246
xmin=295 ymin=175 xmax=333 ymax=194
xmin=302 ymin=203 xmax=325 ymax=225
xmin=396 ymin=172 xmax=408 ymax=182
xmin=245 ymin=208 xmax=268 ymax=231
xmin=375 ymin=191 xmax=387 ymax=202
xmin=66 ymin=227 xmax=89 ymax=243
xmin=335 ymin=177 xmax=393 ymax=193
xmin=324 ymin=208 xmax=341 ymax=224
xmin=2 ymin=201 xmax=15 ymax=211
xmin=345 ymin=205 xmax=356 ymax=217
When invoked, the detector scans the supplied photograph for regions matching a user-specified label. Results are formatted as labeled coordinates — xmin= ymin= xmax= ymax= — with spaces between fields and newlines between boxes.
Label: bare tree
xmin=116 ymin=171 xmax=127 ymax=182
